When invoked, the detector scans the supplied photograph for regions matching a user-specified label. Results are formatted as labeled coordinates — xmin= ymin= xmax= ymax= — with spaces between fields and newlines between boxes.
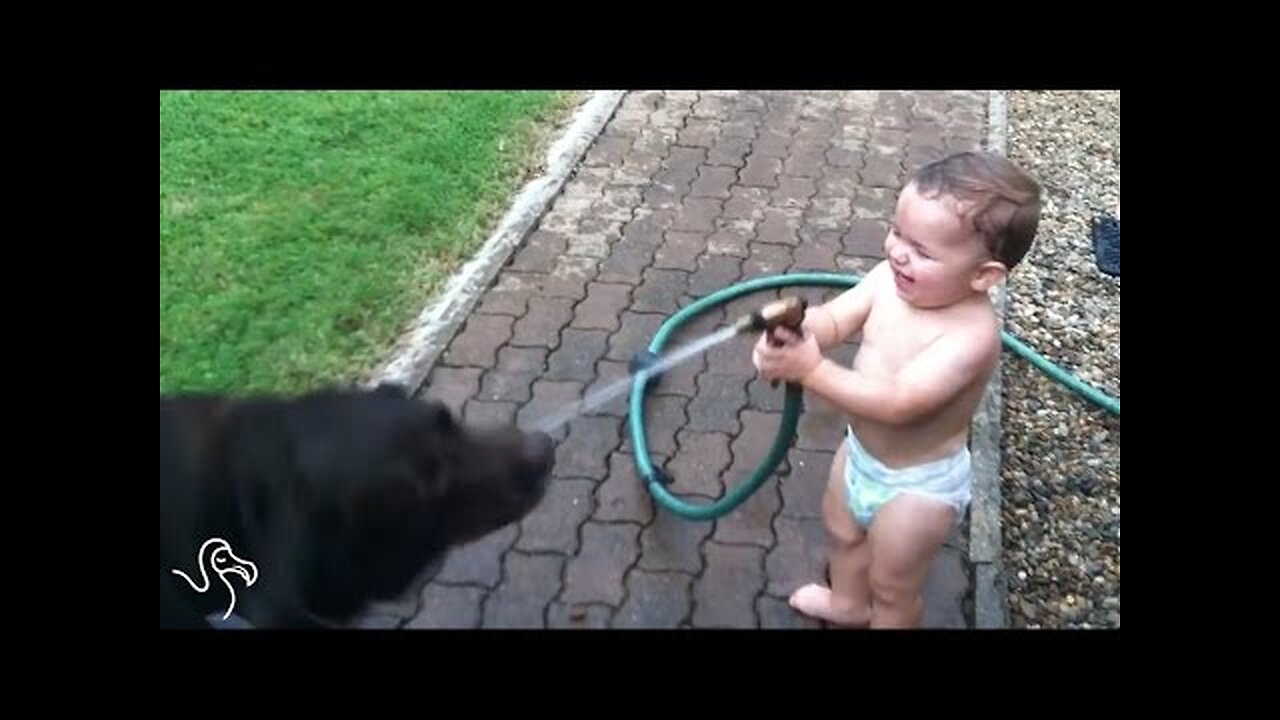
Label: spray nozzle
xmin=732 ymin=296 xmax=810 ymax=388
xmin=734 ymin=296 xmax=808 ymax=338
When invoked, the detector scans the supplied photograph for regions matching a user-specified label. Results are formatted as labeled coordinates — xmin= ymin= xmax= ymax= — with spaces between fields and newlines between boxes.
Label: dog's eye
xmin=432 ymin=405 xmax=456 ymax=433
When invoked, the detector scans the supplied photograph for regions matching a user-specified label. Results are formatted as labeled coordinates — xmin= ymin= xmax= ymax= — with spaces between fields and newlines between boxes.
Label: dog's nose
xmin=522 ymin=431 xmax=555 ymax=472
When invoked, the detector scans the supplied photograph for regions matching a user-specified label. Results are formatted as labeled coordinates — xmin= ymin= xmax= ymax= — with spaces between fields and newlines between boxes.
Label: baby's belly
xmin=849 ymin=414 xmax=971 ymax=470
xmin=847 ymin=349 xmax=971 ymax=466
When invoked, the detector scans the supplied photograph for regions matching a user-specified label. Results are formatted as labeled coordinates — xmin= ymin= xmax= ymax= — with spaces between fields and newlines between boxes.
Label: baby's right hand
xmin=753 ymin=327 xmax=821 ymax=383
xmin=751 ymin=333 xmax=767 ymax=375
xmin=751 ymin=332 xmax=777 ymax=378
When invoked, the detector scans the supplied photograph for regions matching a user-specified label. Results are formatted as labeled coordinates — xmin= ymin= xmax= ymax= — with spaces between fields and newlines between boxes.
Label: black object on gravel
xmin=1091 ymin=215 xmax=1120 ymax=277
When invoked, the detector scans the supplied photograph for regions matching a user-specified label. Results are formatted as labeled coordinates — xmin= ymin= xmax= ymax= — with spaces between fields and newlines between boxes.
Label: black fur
xmin=160 ymin=383 xmax=554 ymax=629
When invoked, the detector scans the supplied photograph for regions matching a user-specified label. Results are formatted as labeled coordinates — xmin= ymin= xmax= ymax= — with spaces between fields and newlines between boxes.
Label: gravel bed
xmin=1001 ymin=90 xmax=1120 ymax=629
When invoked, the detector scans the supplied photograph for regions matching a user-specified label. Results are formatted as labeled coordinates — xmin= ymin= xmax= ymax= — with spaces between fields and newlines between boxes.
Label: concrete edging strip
xmin=969 ymin=89 xmax=1010 ymax=629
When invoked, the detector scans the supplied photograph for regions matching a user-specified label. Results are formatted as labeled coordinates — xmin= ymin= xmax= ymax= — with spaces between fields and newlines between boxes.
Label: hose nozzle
xmin=733 ymin=296 xmax=809 ymax=388
xmin=734 ymin=296 xmax=808 ymax=338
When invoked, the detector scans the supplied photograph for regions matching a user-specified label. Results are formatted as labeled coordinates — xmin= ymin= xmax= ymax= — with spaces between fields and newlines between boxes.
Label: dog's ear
xmin=373 ymin=382 xmax=409 ymax=399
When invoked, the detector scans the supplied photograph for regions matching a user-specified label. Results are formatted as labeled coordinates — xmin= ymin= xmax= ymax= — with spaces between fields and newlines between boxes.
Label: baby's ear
xmin=971 ymin=260 xmax=1007 ymax=293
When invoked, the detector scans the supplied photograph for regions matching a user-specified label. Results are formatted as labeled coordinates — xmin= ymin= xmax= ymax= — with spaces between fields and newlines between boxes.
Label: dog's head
xmin=163 ymin=381 xmax=557 ymax=628
xmin=276 ymin=383 xmax=555 ymax=609
xmin=355 ymin=382 xmax=554 ymax=544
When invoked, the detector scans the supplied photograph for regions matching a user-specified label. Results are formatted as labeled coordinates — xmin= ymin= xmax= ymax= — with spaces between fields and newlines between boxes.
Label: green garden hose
xmin=628 ymin=272 xmax=1120 ymax=521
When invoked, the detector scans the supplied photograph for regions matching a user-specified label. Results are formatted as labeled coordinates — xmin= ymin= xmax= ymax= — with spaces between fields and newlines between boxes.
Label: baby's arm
xmin=803 ymin=261 xmax=888 ymax=349
xmin=800 ymin=324 xmax=999 ymax=426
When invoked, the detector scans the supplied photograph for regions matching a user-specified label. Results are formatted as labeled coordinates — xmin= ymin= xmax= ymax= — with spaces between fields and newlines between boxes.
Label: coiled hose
xmin=628 ymin=272 xmax=1120 ymax=521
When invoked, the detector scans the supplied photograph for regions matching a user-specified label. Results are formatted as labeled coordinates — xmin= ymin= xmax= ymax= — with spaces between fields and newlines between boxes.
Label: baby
xmin=753 ymin=151 xmax=1041 ymax=628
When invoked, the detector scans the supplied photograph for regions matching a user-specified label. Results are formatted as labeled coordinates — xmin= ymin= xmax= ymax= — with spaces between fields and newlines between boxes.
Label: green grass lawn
xmin=160 ymin=90 xmax=576 ymax=395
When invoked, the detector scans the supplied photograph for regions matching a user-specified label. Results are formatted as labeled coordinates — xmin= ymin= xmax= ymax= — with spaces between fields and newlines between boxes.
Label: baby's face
xmin=882 ymin=183 xmax=993 ymax=308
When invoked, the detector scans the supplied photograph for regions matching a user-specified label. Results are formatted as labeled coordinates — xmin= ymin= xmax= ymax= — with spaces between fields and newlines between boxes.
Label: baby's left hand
xmin=752 ymin=326 xmax=823 ymax=383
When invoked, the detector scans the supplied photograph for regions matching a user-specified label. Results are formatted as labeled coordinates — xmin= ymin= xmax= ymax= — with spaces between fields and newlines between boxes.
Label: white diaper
xmin=843 ymin=426 xmax=972 ymax=529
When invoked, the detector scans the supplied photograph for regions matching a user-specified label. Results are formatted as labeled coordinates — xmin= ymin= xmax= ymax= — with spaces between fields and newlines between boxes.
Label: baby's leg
xmin=866 ymin=493 xmax=955 ymax=628
xmin=789 ymin=441 xmax=872 ymax=626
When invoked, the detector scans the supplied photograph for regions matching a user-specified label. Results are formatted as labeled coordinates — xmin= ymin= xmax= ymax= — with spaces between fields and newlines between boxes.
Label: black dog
xmin=160 ymin=383 xmax=554 ymax=629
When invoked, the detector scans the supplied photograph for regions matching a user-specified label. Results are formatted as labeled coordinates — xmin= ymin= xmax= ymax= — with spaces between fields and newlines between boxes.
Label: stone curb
xmin=970 ymin=90 xmax=1009 ymax=629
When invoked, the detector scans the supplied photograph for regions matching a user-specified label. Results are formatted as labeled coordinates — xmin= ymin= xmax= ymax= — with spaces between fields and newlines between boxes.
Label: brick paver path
xmin=400 ymin=91 xmax=989 ymax=628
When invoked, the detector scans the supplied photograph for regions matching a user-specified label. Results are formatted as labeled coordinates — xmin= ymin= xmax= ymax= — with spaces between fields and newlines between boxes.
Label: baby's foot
xmin=788 ymin=584 xmax=869 ymax=627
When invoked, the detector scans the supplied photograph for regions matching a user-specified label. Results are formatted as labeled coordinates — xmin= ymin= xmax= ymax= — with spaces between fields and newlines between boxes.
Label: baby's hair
xmin=909 ymin=152 xmax=1042 ymax=269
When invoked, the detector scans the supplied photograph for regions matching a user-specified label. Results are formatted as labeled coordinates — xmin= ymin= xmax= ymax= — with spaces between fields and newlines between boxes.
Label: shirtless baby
xmin=753 ymin=151 xmax=1041 ymax=628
